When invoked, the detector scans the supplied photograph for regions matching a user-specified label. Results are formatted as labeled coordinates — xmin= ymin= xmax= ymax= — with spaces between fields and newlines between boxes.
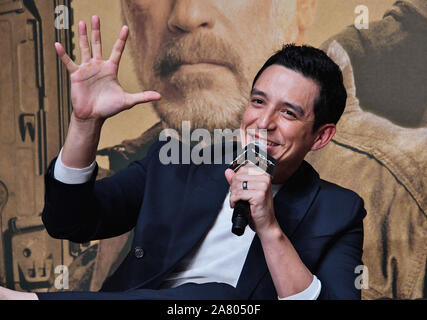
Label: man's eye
xmin=251 ymin=98 xmax=264 ymax=105
xmin=282 ymin=109 xmax=297 ymax=119
xmin=251 ymin=98 xmax=264 ymax=107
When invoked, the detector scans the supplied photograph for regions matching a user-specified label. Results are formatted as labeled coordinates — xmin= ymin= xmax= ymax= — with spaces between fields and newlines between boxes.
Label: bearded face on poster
xmin=120 ymin=0 xmax=317 ymax=133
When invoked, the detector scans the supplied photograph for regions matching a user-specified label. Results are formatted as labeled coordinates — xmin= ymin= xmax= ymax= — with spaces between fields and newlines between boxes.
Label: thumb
xmin=225 ymin=168 xmax=235 ymax=185
xmin=124 ymin=91 xmax=161 ymax=108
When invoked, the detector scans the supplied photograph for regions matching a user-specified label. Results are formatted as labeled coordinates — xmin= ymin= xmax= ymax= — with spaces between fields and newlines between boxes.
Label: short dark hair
xmin=252 ymin=44 xmax=347 ymax=132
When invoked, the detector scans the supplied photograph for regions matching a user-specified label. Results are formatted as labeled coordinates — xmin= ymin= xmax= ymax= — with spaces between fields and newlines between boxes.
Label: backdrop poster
xmin=0 ymin=0 xmax=425 ymax=300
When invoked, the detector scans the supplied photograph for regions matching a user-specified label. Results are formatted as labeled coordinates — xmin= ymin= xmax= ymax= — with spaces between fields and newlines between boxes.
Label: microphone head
xmin=228 ymin=140 xmax=276 ymax=176
xmin=252 ymin=140 xmax=267 ymax=153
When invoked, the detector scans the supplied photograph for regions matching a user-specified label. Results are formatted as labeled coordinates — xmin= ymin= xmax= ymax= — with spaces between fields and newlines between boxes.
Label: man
xmin=0 ymin=18 xmax=364 ymax=299
xmin=99 ymin=0 xmax=426 ymax=299
xmin=89 ymin=0 xmax=318 ymax=293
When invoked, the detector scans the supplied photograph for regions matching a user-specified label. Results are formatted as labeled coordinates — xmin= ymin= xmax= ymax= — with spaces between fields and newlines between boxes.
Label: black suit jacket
xmin=39 ymin=140 xmax=366 ymax=300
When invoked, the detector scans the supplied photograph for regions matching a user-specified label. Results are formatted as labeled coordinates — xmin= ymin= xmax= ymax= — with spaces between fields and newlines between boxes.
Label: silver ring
xmin=242 ymin=181 xmax=248 ymax=190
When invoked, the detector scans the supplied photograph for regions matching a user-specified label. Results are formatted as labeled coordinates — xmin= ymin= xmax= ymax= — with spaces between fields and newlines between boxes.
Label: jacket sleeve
xmin=41 ymin=140 xmax=163 ymax=243
xmin=316 ymin=196 xmax=367 ymax=300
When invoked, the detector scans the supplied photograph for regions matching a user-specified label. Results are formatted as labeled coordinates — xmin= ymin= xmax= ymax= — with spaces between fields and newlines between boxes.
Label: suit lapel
xmin=274 ymin=161 xmax=320 ymax=239
xmin=173 ymin=161 xmax=230 ymax=248
xmin=236 ymin=161 xmax=320 ymax=298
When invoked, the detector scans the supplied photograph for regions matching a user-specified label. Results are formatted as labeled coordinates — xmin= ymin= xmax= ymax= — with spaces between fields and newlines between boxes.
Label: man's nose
xmin=167 ymin=0 xmax=215 ymax=33
xmin=256 ymin=109 xmax=277 ymax=131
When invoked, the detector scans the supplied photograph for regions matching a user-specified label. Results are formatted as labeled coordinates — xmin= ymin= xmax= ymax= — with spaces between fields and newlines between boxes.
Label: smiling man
xmin=243 ymin=67 xmax=327 ymax=183
xmin=0 ymin=41 xmax=366 ymax=299
xmin=224 ymin=46 xmax=363 ymax=299
xmin=92 ymin=0 xmax=319 ymax=292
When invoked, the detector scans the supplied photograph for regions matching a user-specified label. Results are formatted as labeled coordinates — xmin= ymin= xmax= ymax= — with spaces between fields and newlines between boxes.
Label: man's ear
xmin=310 ymin=123 xmax=336 ymax=151
xmin=297 ymin=0 xmax=317 ymax=33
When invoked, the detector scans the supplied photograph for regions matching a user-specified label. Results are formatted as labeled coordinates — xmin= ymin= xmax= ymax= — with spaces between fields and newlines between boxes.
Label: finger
xmin=91 ymin=15 xmax=102 ymax=60
xmin=230 ymin=180 xmax=269 ymax=194
xmin=224 ymin=169 xmax=235 ymax=185
xmin=232 ymin=171 xmax=271 ymax=185
xmin=55 ymin=42 xmax=78 ymax=73
xmin=109 ymin=26 xmax=129 ymax=65
xmin=229 ymin=173 xmax=270 ymax=195
xmin=124 ymin=91 xmax=162 ymax=108
xmin=78 ymin=21 xmax=91 ymax=63
xmin=229 ymin=189 xmax=258 ymax=208
xmin=230 ymin=188 xmax=266 ymax=204
xmin=241 ymin=164 xmax=266 ymax=176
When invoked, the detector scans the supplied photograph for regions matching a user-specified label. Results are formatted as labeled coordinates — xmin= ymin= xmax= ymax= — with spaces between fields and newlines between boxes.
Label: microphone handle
xmin=232 ymin=200 xmax=251 ymax=236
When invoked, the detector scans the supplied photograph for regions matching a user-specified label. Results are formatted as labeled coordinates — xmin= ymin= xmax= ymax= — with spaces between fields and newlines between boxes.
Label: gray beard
xmin=147 ymin=61 xmax=250 ymax=133
xmin=152 ymin=89 xmax=247 ymax=133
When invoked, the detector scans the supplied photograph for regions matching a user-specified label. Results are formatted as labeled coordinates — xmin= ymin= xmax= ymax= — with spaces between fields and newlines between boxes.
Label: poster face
xmin=0 ymin=0 xmax=425 ymax=300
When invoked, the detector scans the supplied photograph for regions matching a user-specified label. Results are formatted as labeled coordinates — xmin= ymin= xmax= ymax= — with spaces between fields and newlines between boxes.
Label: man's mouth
xmin=157 ymin=58 xmax=231 ymax=78
xmin=179 ymin=59 xmax=228 ymax=67
xmin=266 ymin=141 xmax=279 ymax=146
xmin=153 ymin=34 xmax=244 ymax=79
xmin=248 ymin=134 xmax=280 ymax=147
xmin=174 ymin=59 xmax=231 ymax=74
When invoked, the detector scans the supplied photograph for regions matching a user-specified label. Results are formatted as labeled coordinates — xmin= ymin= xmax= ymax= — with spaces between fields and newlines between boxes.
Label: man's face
xmin=241 ymin=65 xmax=319 ymax=177
xmin=121 ymin=0 xmax=311 ymax=132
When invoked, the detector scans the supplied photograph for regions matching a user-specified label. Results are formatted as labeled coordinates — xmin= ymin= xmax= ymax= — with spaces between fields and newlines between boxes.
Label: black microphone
xmin=228 ymin=141 xmax=276 ymax=236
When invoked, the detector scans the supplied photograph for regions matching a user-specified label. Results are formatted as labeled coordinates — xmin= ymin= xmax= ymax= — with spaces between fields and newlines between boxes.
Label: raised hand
xmin=55 ymin=16 xmax=161 ymax=168
xmin=55 ymin=15 xmax=161 ymax=121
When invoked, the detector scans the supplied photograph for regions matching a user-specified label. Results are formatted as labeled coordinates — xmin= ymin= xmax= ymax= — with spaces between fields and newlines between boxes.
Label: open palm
xmin=55 ymin=16 xmax=161 ymax=121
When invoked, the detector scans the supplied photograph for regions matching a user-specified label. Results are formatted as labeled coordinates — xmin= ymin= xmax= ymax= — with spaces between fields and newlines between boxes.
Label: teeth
xmin=248 ymin=135 xmax=278 ymax=146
